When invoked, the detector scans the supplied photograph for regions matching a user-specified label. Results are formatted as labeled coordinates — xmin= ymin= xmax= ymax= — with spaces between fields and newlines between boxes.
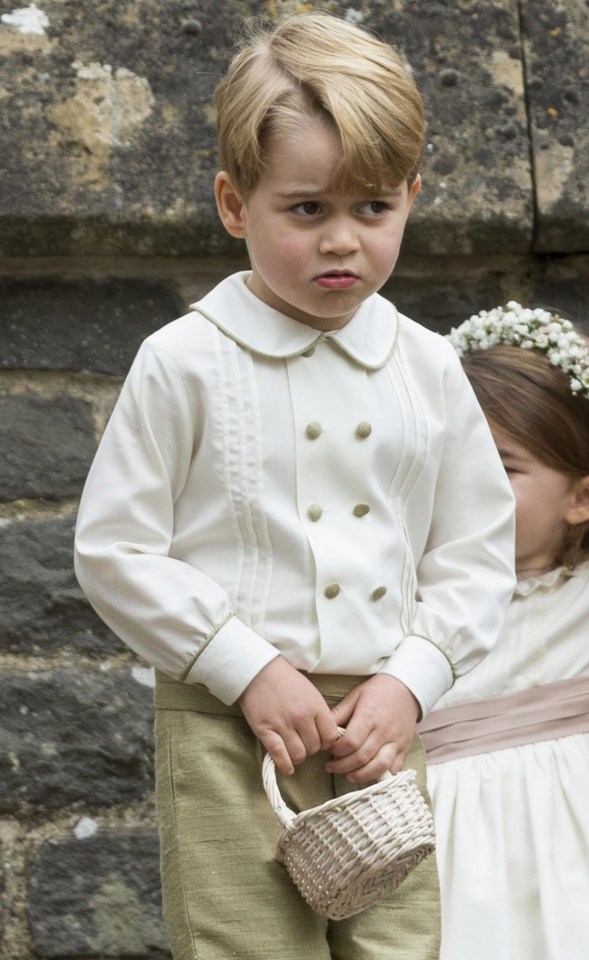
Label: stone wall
xmin=0 ymin=0 xmax=588 ymax=957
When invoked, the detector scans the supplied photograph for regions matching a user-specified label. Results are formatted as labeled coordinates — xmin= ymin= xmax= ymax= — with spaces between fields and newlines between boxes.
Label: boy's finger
xmin=315 ymin=712 xmax=341 ymax=752
xmin=270 ymin=752 xmax=295 ymax=776
xmin=328 ymin=715 xmax=373 ymax=758
xmin=260 ymin=731 xmax=295 ymax=776
xmin=327 ymin=744 xmax=404 ymax=783
xmin=282 ymin=727 xmax=318 ymax=767
xmin=330 ymin=690 xmax=358 ymax=727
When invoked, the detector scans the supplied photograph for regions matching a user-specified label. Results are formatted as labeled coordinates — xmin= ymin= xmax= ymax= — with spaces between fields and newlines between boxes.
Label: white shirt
xmin=74 ymin=273 xmax=515 ymax=712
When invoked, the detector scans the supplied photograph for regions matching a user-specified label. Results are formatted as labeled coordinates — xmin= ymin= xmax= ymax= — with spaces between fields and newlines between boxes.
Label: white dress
xmin=420 ymin=563 xmax=589 ymax=960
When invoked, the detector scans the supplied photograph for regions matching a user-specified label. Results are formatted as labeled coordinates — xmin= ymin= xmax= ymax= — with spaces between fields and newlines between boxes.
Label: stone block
xmin=0 ymin=0 xmax=252 ymax=256
xmin=28 ymin=831 xmax=170 ymax=958
xmin=0 ymin=394 xmax=96 ymax=500
xmin=0 ymin=843 xmax=4 ymax=950
xmin=529 ymin=269 xmax=589 ymax=328
xmin=388 ymin=259 xmax=589 ymax=334
xmin=0 ymin=0 xmax=536 ymax=255
xmin=383 ymin=269 xmax=506 ymax=335
xmin=0 ymin=668 xmax=155 ymax=814
xmin=0 ymin=278 xmax=184 ymax=375
xmin=0 ymin=515 xmax=123 ymax=655
xmin=523 ymin=0 xmax=589 ymax=252
xmin=367 ymin=0 xmax=533 ymax=255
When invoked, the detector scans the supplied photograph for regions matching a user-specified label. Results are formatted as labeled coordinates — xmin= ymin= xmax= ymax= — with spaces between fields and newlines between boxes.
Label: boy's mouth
xmin=314 ymin=270 xmax=358 ymax=290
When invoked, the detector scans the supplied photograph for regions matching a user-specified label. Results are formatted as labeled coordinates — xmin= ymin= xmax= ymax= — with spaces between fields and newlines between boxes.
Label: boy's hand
xmin=326 ymin=675 xmax=420 ymax=783
xmin=238 ymin=657 xmax=340 ymax=776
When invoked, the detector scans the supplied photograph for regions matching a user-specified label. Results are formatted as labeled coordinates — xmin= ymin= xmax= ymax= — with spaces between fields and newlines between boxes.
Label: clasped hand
xmin=238 ymin=657 xmax=420 ymax=783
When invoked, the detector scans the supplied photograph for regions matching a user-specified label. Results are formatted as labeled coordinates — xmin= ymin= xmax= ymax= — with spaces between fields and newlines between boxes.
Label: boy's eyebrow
xmin=274 ymin=186 xmax=405 ymax=199
xmin=275 ymin=189 xmax=324 ymax=198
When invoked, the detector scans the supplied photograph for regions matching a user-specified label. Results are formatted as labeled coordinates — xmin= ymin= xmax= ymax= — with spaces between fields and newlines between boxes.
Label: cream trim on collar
xmin=189 ymin=272 xmax=398 ymax=370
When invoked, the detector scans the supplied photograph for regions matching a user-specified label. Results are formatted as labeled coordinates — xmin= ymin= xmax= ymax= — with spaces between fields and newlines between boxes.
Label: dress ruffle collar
xmin=514 ymin=564 xmax=581 ymax=597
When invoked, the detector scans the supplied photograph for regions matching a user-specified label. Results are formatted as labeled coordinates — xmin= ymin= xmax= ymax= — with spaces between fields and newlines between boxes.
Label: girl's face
xmin=491 ymin=424 xmax=581 ymax=573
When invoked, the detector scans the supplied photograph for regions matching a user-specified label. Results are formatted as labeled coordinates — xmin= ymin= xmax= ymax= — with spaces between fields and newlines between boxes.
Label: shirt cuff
xmin=183 ymin=615 xmax=280 ymax=705
xmin=378 ymin=635 xmax=455 ymax=717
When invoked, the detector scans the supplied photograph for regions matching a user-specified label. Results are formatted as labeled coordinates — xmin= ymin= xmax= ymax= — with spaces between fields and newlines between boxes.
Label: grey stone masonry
xmin=0 ymin=395 xmax=96 ymax=500
xmin=0 ymin=668 xmax=155 ymax=814
xmin=0 ymin=1 xmax=588 ymax=958
xmin=0 ymin=515 xmax=123 ymax=655
xmin=523 ymin=0 xmax=589 ymax=252
xmin=0 ymin=278 xmax=184 ymax=375
xmin=0 ymin=0 xmax=587 ymax=255
xmin=28 ymin=832 xmax=170 ymax=958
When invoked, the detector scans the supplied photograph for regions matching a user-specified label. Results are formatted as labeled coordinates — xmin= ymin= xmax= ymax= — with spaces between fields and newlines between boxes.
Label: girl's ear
xmin=566 ymin=476 xmax=589 ymax=526
xmin=215 ymin=172 xmax=248 ymax=238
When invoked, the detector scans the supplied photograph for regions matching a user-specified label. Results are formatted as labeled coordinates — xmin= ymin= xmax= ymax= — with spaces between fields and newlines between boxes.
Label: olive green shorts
xmin=154 ymin=672 xmax=440 ymax=960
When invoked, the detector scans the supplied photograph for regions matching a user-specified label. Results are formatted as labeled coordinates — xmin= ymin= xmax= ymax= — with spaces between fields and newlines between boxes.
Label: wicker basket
xmin=262 ymin=752 xmax=436 ymax=920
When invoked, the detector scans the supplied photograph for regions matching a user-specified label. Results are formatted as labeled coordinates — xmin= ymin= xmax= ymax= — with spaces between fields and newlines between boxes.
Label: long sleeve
xmin=378 ymin=347 xmax=516 ymax=714
xmin=74 ymin=333 xmax=280 ymax=704
xmin=75 ymin=275 xmax=515 ymax=710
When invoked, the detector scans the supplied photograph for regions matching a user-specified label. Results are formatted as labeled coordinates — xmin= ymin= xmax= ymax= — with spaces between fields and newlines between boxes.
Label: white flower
xmin=446 ymin=302 xmax=589 ymax=401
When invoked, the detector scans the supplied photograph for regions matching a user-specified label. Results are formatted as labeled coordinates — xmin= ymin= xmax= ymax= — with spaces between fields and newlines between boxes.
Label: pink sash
xmin=418 ymin=675 xmax=589 ymax=763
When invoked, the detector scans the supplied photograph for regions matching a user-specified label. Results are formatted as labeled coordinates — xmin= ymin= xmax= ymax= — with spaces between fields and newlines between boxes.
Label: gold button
xmin=305 ymin=422 xmax=323 ymax=440
xmin=353 ymin=503 xmax=370 ymax=517
xmin=355 ymin=421 xmax=372 ymax=439
xmin=302 ymin=347 xmax=315 ymax=357
xmin=371 ymin=586 xmax=387 ymax=601
xmin=307 ymin=504 xmax=323 ymax=522
xmin=324 ymin=582 xmax=341 ymax=599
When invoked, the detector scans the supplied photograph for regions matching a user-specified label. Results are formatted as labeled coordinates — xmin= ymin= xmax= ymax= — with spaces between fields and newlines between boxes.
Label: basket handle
xmin=261 ymin=727 xmax=394 ymax=827
xmin=262 ymin=752 xmax=297 ymax=826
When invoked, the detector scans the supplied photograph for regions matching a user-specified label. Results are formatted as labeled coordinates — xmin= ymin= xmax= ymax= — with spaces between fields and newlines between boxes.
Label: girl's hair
xmin=462 ymin=345 xmax=589 ymax=568
xmin=215 ymin=12 xmax=425 ymax=198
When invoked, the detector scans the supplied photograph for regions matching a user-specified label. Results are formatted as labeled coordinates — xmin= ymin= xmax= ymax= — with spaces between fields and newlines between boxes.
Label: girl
xmin=419 ymin=302 xmax=589 ymax=960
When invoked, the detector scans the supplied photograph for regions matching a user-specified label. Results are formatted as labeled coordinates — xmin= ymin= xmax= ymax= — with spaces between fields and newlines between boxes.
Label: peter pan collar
xmin=189 ymin=271 xmax=398 ymax=370
xmin=513 ymin=564 xmax=580 ymax=597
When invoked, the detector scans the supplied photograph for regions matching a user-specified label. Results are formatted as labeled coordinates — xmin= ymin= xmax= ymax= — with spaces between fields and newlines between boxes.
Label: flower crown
xmin=447 ymin=301 xmax=589 ymax=400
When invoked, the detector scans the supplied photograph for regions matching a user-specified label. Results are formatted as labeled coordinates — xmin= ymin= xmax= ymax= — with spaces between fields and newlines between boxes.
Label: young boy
xmin=74 ymin=12 xmax=515 ymax=959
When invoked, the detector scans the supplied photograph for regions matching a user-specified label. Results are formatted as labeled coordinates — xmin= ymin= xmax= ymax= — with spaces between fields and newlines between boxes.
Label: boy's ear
xmin=566 ymin=475 xmax=589 ymax=526
xmin=401 ymin=174 xmax=421 ymax=217
xmin=215 ymin=172 xmax=248 ymax=238
xmin=409 ymin=174 xmax=422 ymax=202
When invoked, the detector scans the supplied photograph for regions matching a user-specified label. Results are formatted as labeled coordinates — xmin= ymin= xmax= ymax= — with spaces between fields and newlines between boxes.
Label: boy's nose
xmin=318 ymin=219 xmax=360 ymax=256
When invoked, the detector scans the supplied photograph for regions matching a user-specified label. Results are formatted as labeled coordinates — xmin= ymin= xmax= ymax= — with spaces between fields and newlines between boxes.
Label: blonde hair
xmin=215 ymin=12 xmax=425 ymax=197
xmin=462 ymin=346 xmax=589 ymax=568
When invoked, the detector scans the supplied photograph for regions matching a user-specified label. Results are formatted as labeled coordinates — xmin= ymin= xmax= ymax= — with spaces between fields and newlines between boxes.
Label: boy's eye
xmin=359 ymin=200 xmax=389 ymax=216
xmin=292 ymin=201 xmax=321 ymax=216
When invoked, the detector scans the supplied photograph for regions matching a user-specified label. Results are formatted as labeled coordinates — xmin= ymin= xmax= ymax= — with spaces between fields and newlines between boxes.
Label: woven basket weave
xmin=262 ymin=752 xmax=436 ymax=920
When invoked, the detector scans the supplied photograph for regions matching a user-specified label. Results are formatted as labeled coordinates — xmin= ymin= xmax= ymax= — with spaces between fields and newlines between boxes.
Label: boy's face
xmin=215 ymin=119 xmax=420 ymax=331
